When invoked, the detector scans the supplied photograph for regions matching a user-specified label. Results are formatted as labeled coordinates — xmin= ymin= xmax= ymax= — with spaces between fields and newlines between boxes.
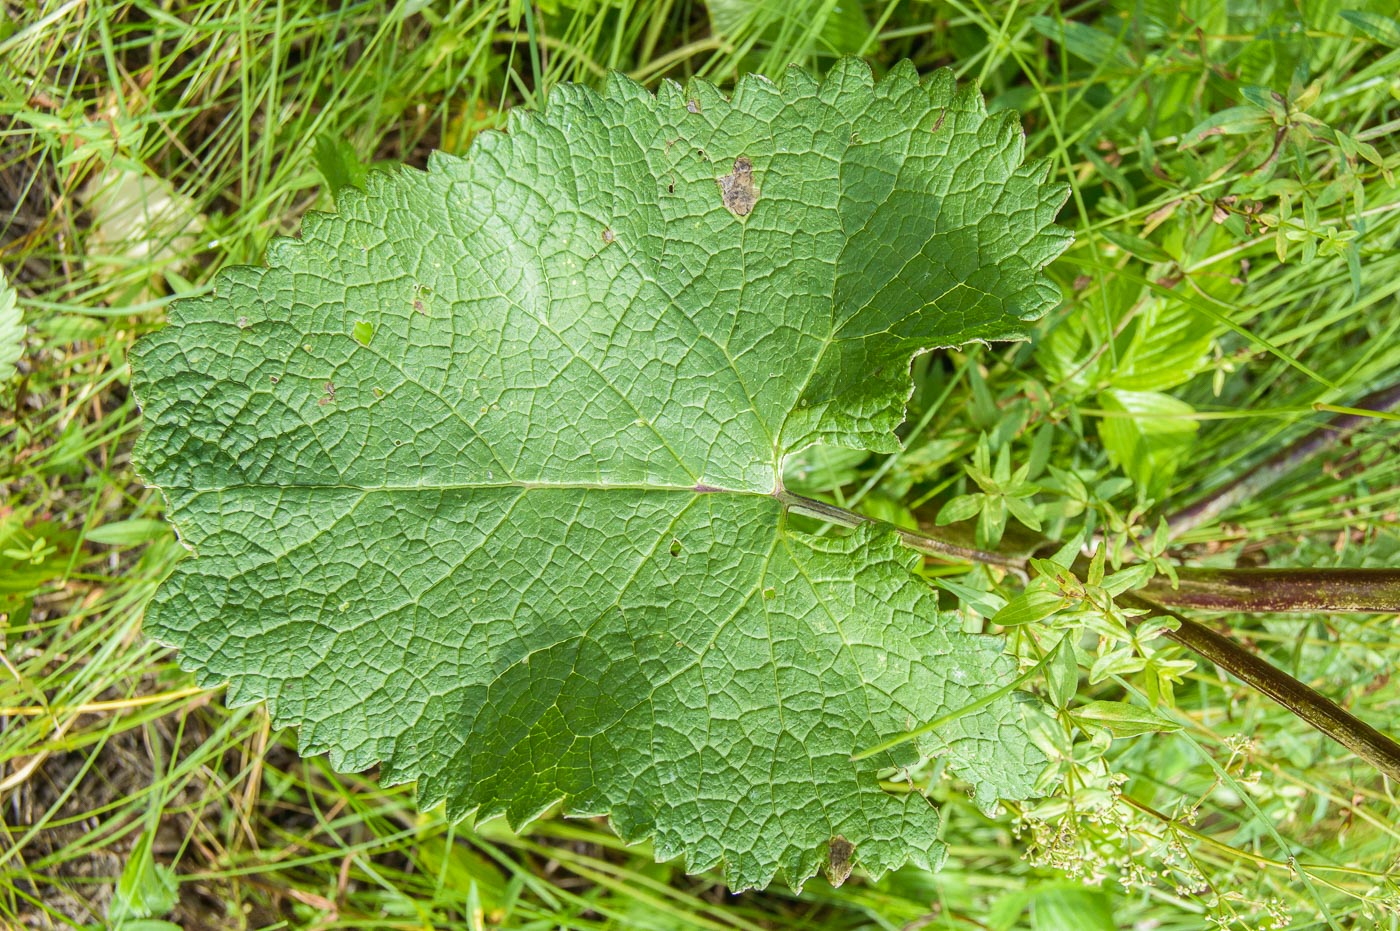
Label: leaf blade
xmin=132 ymin=60 xmax=1069 ymax=890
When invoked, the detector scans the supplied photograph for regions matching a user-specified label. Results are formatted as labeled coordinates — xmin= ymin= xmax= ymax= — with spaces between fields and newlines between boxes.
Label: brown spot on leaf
xmin=717 ymin=156 xmax=758 ymax=217
xmin=827 ymin=836 xmax=855 ymax=887
xmin=318 ymin=381 xmax=335 ymax=406
xmin=602 ymin=227 xmax=616 ymax=244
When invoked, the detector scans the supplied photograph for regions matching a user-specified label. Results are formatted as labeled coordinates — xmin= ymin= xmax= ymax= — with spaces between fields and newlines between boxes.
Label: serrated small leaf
xmin=131 ymin=60 xmax=1069 ymax=891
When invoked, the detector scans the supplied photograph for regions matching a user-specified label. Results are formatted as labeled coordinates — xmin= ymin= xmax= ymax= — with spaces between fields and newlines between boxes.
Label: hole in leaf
xmin=827 ymin=835 xmax=855 ymax=887
xmin=717 ymin=156 xmax=758 ymax=217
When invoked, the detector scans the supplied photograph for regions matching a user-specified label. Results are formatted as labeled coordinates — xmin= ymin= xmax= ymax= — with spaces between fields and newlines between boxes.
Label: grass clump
xmin=3 ymin=1 xmax=1399 ymax=928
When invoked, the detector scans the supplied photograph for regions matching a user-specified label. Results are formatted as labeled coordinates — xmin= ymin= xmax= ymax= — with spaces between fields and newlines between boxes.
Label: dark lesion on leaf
xmin=716 ymin=156 xmax=758 ymax=217
xmin=826 ymin=835 xmax=855 ymax=887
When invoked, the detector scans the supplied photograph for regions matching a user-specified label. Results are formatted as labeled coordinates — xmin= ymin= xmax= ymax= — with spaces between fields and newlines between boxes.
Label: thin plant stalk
xmin=1125 ymin=596 xmax=1400 ymax=784
xmin=1164 ymin=381 xmax=1400 ymax=538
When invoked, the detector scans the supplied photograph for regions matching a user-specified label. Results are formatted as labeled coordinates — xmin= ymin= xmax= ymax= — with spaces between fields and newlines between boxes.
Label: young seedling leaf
xmin=131 ymin=59 xmax=1070 ymax=891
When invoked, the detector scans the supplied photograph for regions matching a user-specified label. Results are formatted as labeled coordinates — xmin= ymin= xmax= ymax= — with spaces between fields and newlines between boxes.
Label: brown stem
xmin=1164 ymin=381 xmax=1400 ymax=538
xmin=1125 ymin=596 xmax=1400 ymax=784
xmin=1141 ymin=568 xmax=1400 ymax=614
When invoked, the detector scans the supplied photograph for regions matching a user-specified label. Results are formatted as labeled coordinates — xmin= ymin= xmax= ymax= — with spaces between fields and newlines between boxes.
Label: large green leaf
xmin=132 ymin=60 xmax=1069 ymax=890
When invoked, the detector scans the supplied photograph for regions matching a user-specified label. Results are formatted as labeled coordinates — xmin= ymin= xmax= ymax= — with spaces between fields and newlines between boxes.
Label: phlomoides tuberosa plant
xmin=131 ymin=60 xmax=1400 ymax=892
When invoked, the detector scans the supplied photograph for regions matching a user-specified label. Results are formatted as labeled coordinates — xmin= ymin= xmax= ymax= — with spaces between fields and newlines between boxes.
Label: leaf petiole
xmin=776 ymin=490 xmax=1028 ymax=576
